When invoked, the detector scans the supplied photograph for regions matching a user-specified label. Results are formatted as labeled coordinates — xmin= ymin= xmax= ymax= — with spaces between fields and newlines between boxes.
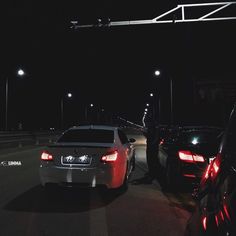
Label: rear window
xmin=179 ymin=131 xmax=221 ymax=145
xmin=57 ymin=129 xmax=114 ymax=143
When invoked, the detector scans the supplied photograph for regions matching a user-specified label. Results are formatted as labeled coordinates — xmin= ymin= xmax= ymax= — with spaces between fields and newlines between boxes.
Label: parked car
xmin=185 ymin=104 xmax=236 ymax=236
xmin=39 ymin=125 xmax=136 ymax=190
xmin=157 ymin=126 xmax=222 ymax=189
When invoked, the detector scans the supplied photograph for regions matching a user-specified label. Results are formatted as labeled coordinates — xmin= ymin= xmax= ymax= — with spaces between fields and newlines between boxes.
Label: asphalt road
xmin=0 ymin=131 xmax=195 ymax=236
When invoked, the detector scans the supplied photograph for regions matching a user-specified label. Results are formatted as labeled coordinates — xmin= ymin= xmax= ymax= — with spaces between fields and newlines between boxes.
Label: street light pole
xmin=5 ymin=69 xmax=25 ymax=131
xmin=155 ymin=69 xmax=173 ymax=125
xmin=170 ymin=77 xmax=173 ymax=125
xmin=60 ymin=98 xmax=64 ymax=130
xmin=154 ymin=70 xmax=161 ymax=125
xmin=5 ymin=77 xmax=8 ymax=131
xmin=61 ymin=93 xmax=72 ymax=129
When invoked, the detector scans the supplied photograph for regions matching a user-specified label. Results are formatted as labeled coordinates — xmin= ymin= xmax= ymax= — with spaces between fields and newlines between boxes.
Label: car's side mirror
xmin=129 ymin=138 xmax=136 ymax=143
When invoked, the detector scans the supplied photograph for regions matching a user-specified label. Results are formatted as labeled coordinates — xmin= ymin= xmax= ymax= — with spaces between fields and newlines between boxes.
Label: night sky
xmin=1 ymin=1 xmax=236 ymax=130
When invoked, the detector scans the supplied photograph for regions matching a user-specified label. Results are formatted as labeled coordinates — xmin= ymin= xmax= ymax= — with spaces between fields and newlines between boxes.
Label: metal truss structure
xmin=71 ymin=2 xmax=236 ymax=29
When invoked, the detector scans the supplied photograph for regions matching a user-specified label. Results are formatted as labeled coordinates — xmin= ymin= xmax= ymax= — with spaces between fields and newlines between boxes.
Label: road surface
xmin=0 ymin=130 xmax=195 ymax=236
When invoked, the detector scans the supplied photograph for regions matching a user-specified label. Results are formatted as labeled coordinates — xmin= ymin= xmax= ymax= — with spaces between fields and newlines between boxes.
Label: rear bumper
xmin=39 ymin=164 xmax=124 ymax=189
xmin=179 ymin=162 xmax=207 ymax=184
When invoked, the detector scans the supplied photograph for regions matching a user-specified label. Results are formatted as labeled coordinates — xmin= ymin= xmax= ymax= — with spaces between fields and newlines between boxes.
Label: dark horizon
xmin=1 ymin=1 xmax=236 ymax=130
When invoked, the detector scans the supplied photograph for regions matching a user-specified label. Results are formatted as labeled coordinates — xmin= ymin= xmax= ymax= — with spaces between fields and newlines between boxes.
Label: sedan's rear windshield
xmin=57 ymin=129 xmax=114 ymax=143
xmin=179 ymin=131 xmax=221 ymax=145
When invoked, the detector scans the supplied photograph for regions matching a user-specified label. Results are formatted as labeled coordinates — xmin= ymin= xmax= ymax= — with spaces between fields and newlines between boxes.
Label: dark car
xmin=185 ymin=104 xmax=236 ymax=236
xmin=157 ymin=126 xmax=222 ymax=189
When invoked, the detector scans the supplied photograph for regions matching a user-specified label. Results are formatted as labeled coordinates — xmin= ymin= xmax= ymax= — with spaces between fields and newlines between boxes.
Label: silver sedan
xmin=39 ymin=125 xmax=136 ymax=190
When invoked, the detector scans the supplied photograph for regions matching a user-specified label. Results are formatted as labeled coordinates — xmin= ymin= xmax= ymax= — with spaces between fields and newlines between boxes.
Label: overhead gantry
xmin=70 ymin=2 xmax=236 ymax=29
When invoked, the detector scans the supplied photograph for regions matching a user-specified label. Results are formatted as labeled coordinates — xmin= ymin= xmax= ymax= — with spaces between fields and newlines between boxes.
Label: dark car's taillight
xmin=178 ymin=150 xmax=205 ymax=163
xmin=101 ymin=150 xmax=118 ymax=162
xmin=41 ymin=151 xmax=53 ymax=161
xmin=202 ymin=155 xmax=220 ymax=181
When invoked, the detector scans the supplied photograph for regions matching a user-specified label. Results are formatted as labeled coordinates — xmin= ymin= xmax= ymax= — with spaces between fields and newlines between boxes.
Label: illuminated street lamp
xmin=154 ymin=68 xmax=174 ymax=125
xmin=154 ymin=70 xmax=161 ymax=77
xmin=17 ymin=69 xmax=25 ymax=76
xmin=153 ymin=70 xmax=161 ymax=124
xmin=61 ymin=93 xmax=72 ymax=129
xmin=5 ymin=68 xmax=26 ymax=131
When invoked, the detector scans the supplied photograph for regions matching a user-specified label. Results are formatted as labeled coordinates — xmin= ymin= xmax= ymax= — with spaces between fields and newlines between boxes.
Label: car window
xmin=178 ymin=131 xmax=220 ymax=145
xmin=118 ymin=130 xmax=129 ymax=144
xmin=57 ymin=129 xmax=114 ymax=143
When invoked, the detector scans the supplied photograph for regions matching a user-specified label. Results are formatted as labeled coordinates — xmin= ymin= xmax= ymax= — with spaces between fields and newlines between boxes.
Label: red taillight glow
xmin=223 ymin=204 xmax=230 ymax=220
xmin=204 ymin=164 xmax=212 ymax=179
xmin=215 ymin=215 xmax=219 ymax=227
xmin=210 ymin=158 xmax=220 ymax=179
xmin=212 ymin=161 xmax=219 ymax=175
xmin=183 ymin=174 xmax=196 ymax=178
xmin=41 ymin=151 xmax=53 ymax=161
xmin=220 ymin=210 xmax=225 ymax=221
xmin=178 ymin=150 xmax=205 ymax=163
xmin=193 ymin=154 xmax=205 ymax=162
xmin=101 ymin=151 xmax=118 ymax=162
xmin=202 ymin=158 xmax=220 ymax=182
xmin=202 ymin=216 xmax=207 ymax=231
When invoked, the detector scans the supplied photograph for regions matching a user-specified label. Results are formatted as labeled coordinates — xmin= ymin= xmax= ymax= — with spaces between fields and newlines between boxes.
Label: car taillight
xmin=204 ymin=163 xmax=212 ymax=179
xmin=178 ymin=150 xmax=205 ymax=163
xmin=101 ymin=150 xmax=118 ymax=162
xmin=202 ymin=155 xmax=220 ymax=181
xmin=212 ymin=158 xmax=220 ymax=177
xmin=41 ymin=151 xmax=53 ymax=161
xmin=202 ymin=216 xmax=207 ymax=231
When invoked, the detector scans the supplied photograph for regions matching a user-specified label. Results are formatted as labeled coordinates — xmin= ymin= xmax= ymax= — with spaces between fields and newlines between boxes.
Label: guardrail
xmin=0 ymin=131 xmax=61 ymax=149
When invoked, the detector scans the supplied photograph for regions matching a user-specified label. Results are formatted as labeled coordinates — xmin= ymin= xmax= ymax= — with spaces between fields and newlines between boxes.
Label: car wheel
xmin=116 ymin=164 xmax=129 ymax=193
xmin=131 ymin=154 xmax=136 ymax=171
xmin=165 ymin=162 xmax=176 ymax=190
xmin=129 ymin=155 xmax=135 ymax=175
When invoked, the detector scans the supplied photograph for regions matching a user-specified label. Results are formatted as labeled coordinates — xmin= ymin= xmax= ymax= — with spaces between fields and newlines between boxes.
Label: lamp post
xmin=5 ymin=68 xmax=25 ymax=131
xmin=153 ymin=69 xmax=161 ymax=124
xmin=154 ymin=69 xmax=173 ymax=125
xmin=61 ymin=93 xmax=72 ymax=130
xmin=85 ymin=103 xmax=94 ymax=122
xmin=170 ymin=77 xmax=173 ymax=125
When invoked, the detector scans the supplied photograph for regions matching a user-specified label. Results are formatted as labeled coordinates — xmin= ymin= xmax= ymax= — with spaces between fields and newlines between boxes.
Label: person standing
xmin=145 ymin=122 xmax=159 ymax=181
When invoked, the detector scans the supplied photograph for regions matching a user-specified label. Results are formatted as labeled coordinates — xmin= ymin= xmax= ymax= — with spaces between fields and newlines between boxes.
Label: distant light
xmin=67 ymin=93 xmax=72 ymax=98
xmin=150 ymin=93 xmax=154 ymax=97
xmin=144 ymin=111 xmax=147 ymax=115
xmin=90 ymin=104 xmax=94 ymax=107
xmin=154 ymin=70 xmax=160 ymax=77
xmin=17 ymin=69 xmax=25 ymax=76
xmin=146 ymin=103 xmax=149 ymax=107
xmin=192 ymin=137 xmax=199 ymax=145
xmin=145 ymin=108 xmax=148 ymax=112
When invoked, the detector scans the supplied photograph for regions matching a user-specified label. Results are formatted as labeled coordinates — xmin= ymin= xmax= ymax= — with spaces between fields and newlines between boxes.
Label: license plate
xmin=62 ymin=155 xmax=91 ymax=165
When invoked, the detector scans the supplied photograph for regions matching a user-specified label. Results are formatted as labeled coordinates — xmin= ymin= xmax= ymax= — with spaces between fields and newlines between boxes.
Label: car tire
xmin=165 ymin=162 xmax=176 ymax=191
xmin=131 ymin=154 xmax=136 ymax=171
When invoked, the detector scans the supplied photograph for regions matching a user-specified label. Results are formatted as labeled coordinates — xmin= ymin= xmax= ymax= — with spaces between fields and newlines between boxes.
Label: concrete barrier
xmin=0 ymin=131 xmax=61 ymax=149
